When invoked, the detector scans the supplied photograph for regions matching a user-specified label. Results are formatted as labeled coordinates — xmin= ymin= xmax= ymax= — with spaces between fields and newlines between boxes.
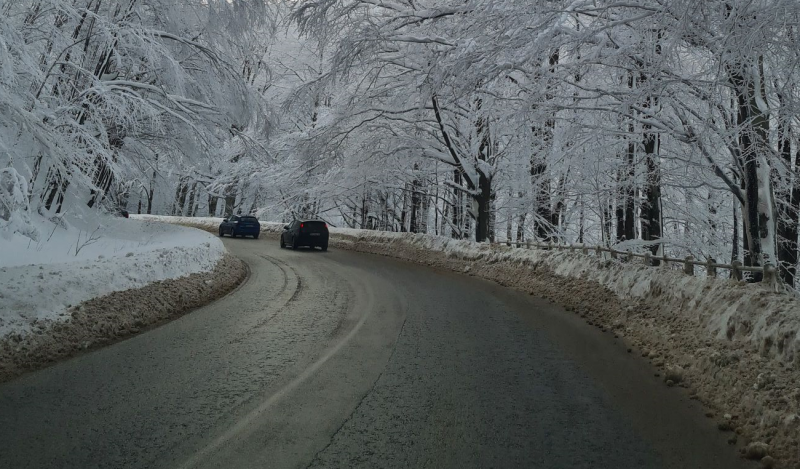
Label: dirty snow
xmin=0 ymin=215 xmax=225 ymax=340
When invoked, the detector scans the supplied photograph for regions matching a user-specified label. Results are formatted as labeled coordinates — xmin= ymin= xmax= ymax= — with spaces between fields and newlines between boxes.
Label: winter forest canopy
xmin=2 ymin=0 xmax=800 ymax=285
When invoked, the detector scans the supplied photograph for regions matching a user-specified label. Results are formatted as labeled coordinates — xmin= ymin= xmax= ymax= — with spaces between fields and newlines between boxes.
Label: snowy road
xmin=0 ymin=238 xmax=753 ymax=469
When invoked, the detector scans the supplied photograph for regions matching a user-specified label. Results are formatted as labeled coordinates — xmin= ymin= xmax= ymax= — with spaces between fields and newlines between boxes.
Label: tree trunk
xmin=532 ymin=160 xmax=551 ymax=241
xmin=208 ymin=195 xmax=218 ymax=217
xmin=185 ymin=182 xmax=197 ymax=217
xmin=578 ymin=194 xmax=585 ymax=244
xmin=777 ymin=120 xmax=799 ymax=286
xmin=529 ymin=50 xmax=559 ymax=242
xmin=638 ymin=34 xmax=663 ymax=260
xmin=360 ymin=191 xmax=369 ymax=229
xmin=42 ymin=167 xmax=69 ymax=213
xmin=516 ymin=212 xmax=526 ymax=243
xmin=603 ymin=195 xmax=614 ymax=247
xmin=452 ymin=170 xmax=463 ymax=239
xmin=146 ymin=169 xmax=156 ymax=215
xmin=617 ymin=131 xmax=636 ymax=243
xmin=742 ymin=197 xmax=752 ymax=268
xmin=615 ymin=172 xmax=626 ymax=243
xmin=732 ymin=202 xmax=740 ymax=266
xmin=506 ymin=210 xmax=513 ymax=244
xmin=641 ymin=104 xmax=662 ymax=261
xmin=399 ymin=184 xmax=409 ymax=232
xmin=551 ymin=174 xmax=567 ymax=242
xmin=223 ymin=184 xmax=236 ymax=218
xmin=729 ymin=59 xmax=775 ymax=281
xmin=410 ymin=178 xmax=421 ymax=233
xmin=475 ymin=172 xmax=491 ymax=242
xmin=488 ymin=188 xmax=496 ymax=242
xmin=474 ymin=94 xmax=494 ymax=243
xmin=419 ymin=184 xmax=430 ymax=234
xmin=176 ymin=181 xmax=189 ymax=216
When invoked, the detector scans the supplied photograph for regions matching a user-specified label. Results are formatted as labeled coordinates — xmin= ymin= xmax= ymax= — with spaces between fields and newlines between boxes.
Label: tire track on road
xmin=177 ymin=277 xmax=376 ymax=469
xmin=226 ymin=254 xmax=300 ymax=345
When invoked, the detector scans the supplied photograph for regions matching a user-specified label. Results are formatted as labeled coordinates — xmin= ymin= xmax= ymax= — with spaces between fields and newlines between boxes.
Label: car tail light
xmin=300 ymin=223 xmax=304 ymax=229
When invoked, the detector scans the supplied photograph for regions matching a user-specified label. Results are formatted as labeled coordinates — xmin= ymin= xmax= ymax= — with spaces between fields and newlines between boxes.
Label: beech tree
xmin=279 ymin=0 xmax=800 ymax=282
xmin=0 ymin=0 xmax=273 ymax=238
xmin=5 ymin=0 xmax=800 ymax=287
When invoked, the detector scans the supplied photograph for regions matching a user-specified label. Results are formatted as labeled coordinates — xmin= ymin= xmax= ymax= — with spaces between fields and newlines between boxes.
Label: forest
xmin=2 ymin=0 xmax=800 ymax=285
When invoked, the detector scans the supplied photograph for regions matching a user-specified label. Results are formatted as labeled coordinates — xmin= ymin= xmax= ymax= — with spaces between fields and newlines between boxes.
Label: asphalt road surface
xmin=0 ymin=238 xmax=754 ymax=469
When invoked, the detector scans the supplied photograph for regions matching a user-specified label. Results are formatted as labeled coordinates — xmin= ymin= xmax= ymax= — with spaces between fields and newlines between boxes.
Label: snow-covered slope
xmin=0 ymin=216 xmax=225 ymax=339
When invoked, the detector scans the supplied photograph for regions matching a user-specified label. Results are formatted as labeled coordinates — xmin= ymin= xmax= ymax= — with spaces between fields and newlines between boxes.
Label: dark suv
xmin=219 ymin=215 xmax=261 ymax=238
xmin=280 ymin=220 xmax=329 ymax=251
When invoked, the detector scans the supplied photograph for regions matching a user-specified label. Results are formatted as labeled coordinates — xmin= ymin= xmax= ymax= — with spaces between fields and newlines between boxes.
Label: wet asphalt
xmin=0 ymin=237 xmax=754 ymax=469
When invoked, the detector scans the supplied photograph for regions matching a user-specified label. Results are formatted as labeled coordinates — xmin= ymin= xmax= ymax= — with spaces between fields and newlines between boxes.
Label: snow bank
xmin=0 ymin=216 xmax=225 ymax=340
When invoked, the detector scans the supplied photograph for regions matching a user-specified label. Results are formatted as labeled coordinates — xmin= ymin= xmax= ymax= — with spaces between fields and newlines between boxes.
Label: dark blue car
xmin=219 ymin=215 xmax=261 ymax=239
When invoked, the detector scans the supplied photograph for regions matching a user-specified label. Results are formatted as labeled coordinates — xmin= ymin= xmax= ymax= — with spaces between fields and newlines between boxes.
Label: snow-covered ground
xmin=0 ymin=215 xmax=225 ymax=339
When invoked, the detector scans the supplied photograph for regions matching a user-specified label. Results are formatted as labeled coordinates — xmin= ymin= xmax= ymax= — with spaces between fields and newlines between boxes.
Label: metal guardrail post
xmin=526 ymin=239 xmax=531 ymax=249
xmin=706 ymin=258 xmax=717 ymax=278
xmin=644 ymin=252 xmax=651 ymax=266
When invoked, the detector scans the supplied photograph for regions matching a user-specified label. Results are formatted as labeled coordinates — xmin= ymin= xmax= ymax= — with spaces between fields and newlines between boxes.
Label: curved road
xmin=0 ymin=238 xmax=753 ymax=469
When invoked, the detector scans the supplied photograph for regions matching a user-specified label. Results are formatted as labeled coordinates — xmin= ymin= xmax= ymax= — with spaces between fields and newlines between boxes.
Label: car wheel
xmin=321 ymin=244 xmax=328 ymax=252
xmin=253 ymin=233 xmax=259 ymax=240
xmin=292 ymin=238 xmax=298 ymax=250
xmin=280 ymin=236 xmax=285 ymax=248
xmin=219 ymin=228 xmax=224 ymax=237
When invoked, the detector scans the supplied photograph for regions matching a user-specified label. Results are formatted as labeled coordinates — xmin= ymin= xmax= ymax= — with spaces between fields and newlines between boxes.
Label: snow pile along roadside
xmin=0 ymin=215 xmax=245 ymax=382
xmin=0 ymin=218 xmax=225 ymax=339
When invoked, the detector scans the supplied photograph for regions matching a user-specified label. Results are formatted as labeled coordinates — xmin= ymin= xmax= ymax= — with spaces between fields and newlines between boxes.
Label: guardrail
xmin=491 ymin=240 xmax=780 ymax=290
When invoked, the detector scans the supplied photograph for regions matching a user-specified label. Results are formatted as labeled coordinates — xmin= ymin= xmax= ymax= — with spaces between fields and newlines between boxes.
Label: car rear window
xmin=241 ymin=216 xmax=258 ymax=222
xmin=304 ymin=221 xmax=327 ymax=230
